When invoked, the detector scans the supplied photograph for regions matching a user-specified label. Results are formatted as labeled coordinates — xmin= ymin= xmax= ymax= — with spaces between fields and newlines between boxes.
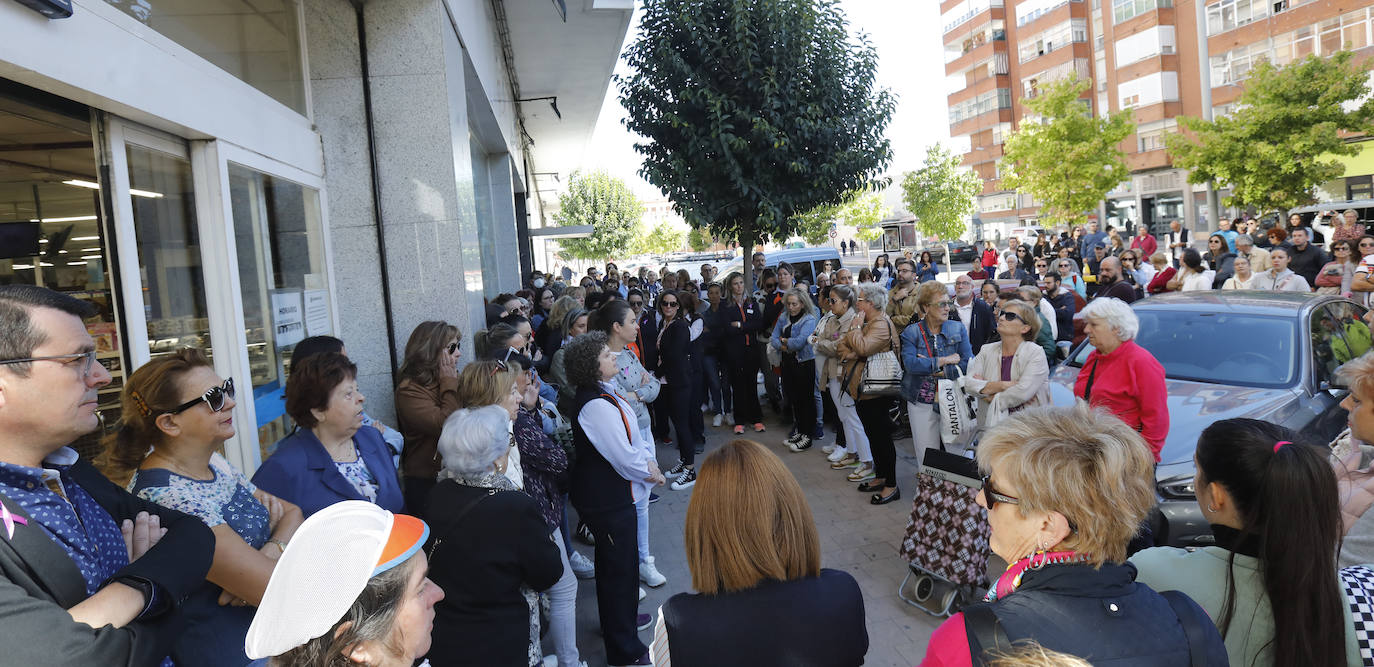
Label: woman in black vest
xmin=719 ymin=271 xmax=765 ymax=434
xmin=563 ymin=332 xmax=666 ymax=667
xmin=649 ymin=439 xmax=867 ymax=666
xmin=921 ymin=402 xmax=1228 ymax=665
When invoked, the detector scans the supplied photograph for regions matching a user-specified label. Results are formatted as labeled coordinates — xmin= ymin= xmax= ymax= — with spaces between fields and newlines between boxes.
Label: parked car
xmin=1048 ymin=291 xmax=1368 ymax=547
xmin=943 ymin=240 xmax=977 ymax=263
xmin=721 ymin=246 xmax=843 ymax=288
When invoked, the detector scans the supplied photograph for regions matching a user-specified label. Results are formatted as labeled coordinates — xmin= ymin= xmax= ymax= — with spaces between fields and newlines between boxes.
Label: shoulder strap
xmin=962 ymin=603 xmax=1010 ymax=666
xmin=599 ymin=393 xmax=635 ymax=443
xmin=1160 ymin=590 xmax=1208 ymax=667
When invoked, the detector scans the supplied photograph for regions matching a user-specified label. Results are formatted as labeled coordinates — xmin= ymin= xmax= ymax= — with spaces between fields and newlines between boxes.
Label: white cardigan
xmin=964 ymin=339 xmax=1051 ymax=428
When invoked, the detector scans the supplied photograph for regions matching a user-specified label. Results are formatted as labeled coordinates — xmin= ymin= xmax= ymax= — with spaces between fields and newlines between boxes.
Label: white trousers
xmin=829 ymin=378 xmax=871 ymax=463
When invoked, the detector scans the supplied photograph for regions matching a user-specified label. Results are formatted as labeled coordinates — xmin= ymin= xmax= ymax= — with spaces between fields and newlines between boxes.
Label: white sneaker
xmin=826 ymin=446 xmax=849 ymax=462
xmin=569 ymin=551 xmax=595 ymax=579
xmin=712 ymin=414 xmax=723 ymax=427
xmin=639 ymin=586 xmax=646 ymax=601
xmin=640 ymin=556 xmax=667 ymax=587
xmin=726 ymin=413 xmax=736 ymax=426
xmin=821 ymin=443 xmax=837 ymax=454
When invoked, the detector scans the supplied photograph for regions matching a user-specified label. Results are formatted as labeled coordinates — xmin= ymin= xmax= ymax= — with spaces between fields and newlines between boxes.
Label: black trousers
xmin=403 ymin=476 xmax=435 ymax=520
xmin=781 ymin=358 xmax=817 ymax=440
xmin=661 ymin=382 xmax=696 ymax=466
xmin=581 ymin=503 xmax=647 ymax=664
xmin=688 ymin=354 xmax=706 ymax=444
xmin=820 ymin=376 xmax=845 ymax=447
xmin=857 ymin=397 xmax=897 ymax=488
xmin=727 ymin=348 xmax=763 ymax=425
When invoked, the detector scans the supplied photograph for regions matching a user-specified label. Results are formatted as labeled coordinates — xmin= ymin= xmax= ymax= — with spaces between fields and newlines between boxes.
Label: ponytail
xmin=473 ymin=323 xmax=519 ymax=360
xmin=97 ymin=348 xmax=211 ymax=485
xmin=1195 ymin=419 xmax=1345 ymax=666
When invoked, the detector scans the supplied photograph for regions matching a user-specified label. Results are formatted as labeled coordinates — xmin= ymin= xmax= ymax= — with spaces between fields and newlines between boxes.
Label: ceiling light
xmin=81 ymin=247 xmax=100 ymax=252
xmin=10 ymin=264 xmax=33 ymax=270
xmin=66 ymin=261 xmax=87 ymax=266
xmin=29 ymin=217 xmax=99 ymax=224
xmin=57 ymin=250 xmax=67 ymax=254
xmin=38 ymin=262 xmax=52 ymax=267
xmin=81 ymin=254 xmax=102 ymax=260
xmin=130 ymin=188 xmax=164 ymax=199
xmin=62 ymin=179 xmax=101 ymax=190
xmin=38 ymin=239 xmax=48 ymax=244
xmin=71 ymin=235 xmax=100 ymax=241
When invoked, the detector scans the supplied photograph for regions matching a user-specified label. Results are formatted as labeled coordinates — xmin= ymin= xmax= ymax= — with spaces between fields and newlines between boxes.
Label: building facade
xmin=0 ymin=0 xmax=631 ymax=474
xmin=941 ymin=0 xmax=1374 ymax=240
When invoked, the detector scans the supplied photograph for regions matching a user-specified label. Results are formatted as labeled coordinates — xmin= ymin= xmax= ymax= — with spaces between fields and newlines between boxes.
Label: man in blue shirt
xmin=1079 ymin=220 xmax=1108 ymax=260
xmin=0 ymin=285 xmax=213 ymax=665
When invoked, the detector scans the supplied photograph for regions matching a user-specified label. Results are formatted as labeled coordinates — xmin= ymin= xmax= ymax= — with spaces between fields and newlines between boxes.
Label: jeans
xmin=702 ymin=353 xmax=726 ymax=413
xmin=830 ymin=379 xmax=871 ymax=462
xmin=636 ymin=489 xmax=651 ymax=563
xmin=548 ymin=528 xmax=581 ymax=666
xmin=858 ymin=397 xmax=897 ymax=489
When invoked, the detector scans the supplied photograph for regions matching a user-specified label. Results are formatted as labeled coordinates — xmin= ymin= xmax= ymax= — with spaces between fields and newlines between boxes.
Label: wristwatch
xmin=109 ymin=574 xmax=168 ymax=620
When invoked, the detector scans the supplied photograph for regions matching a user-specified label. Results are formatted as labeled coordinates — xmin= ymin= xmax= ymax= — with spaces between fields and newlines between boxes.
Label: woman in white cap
xmin=244 ymin=500 xmax=443 ymax=666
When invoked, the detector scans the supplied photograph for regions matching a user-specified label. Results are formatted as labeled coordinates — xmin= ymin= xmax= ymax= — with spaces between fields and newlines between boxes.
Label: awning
xmin=528 ymin=225 xmax=594 ymax=239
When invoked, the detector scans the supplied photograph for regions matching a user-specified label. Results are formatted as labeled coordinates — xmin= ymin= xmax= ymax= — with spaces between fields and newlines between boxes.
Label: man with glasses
xmin=885 ymin=258 xmax=920 ymax=327
xmin=948 ymin=274 xmax=994 ymax=353
xmin=0 ymin=285 xmax=213 ymax=664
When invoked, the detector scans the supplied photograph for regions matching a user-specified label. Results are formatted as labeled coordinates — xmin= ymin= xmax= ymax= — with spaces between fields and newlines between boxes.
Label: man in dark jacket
xmin=0 ymin=285 xmax=214 ymax=666
xmin=1092 ymin=257 xmax=1138 ymax=304
xmin=950 ymin=274 xmax=996 ymax=354
xmin=1043 ymin=272 xmax=1076 ymax=357
xmin=1283 ymin=226 xmax=1328 ymax=289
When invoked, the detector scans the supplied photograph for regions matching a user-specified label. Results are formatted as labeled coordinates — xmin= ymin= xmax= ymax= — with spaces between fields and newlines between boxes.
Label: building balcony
xmin=1015 ymin=1 xmax=1087 ymax=34
xmin=945 ymin=37 xmax=1008 ymax=76
xmin=1115 ymin=54 xmax=1181 ymax=82
xmin=1126 ymin=148 xmax=1173 ymax=171
xmin=963 ymin=143 xmax=1006 ymax=168
xmin=1114 ymin=5 xmax=1175 ymax=33
xmin=950 ymin=107 xmax=1015 ymax=138
xmin=1018 ymin=41 xmax=1092 ymax=72
xmin=1126 ymin=100 xmax=1183 ymax=124
xmin=948 ymin=73 xmax=1010 ymax=106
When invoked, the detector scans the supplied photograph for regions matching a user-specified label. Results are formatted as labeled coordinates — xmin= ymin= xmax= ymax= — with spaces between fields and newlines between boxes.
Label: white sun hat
xmin=244 ymin=501 xmax=429 ymax=660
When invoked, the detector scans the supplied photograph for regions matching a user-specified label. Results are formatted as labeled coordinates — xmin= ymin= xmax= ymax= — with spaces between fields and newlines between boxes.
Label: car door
xmin=1307 ymin=301 xmax=1368 ymax=442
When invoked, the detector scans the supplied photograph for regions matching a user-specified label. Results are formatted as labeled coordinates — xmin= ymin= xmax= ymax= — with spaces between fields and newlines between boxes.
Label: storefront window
xmin=229 ymin=164 xmax=328 ymax=460
xmin=102 ymin=0 xmax=307 ymax=115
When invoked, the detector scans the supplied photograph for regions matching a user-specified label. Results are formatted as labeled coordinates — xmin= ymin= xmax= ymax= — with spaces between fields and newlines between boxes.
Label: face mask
xmin=533 ymin=278 xmax=545 ymax=288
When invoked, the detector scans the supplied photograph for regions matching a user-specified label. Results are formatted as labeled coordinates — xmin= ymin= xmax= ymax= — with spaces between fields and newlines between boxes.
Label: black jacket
xmin=950 ymin=298 xmax=996 ymax=354
xmin=426 ymin=479 xmax=563 ymax=667
xmin=1284 ymin=241 xmax=1328 ymax=288
xmin=656 ymin=316 xmax=694 ymax=387
xmin=0 ymin=459 xmax=213 ymax=667
xmin=637 ymin=309 xmax=659 ymax=373
xmin=1048 ymin=291 xmax=1076 ymax=342
xmin=965 ymin=562 xmax=1227 ymax=666
xmin=719 ymin=298 xmax=765 ymax=364
xmin=663 ymin=568 xmax=867 ymax=667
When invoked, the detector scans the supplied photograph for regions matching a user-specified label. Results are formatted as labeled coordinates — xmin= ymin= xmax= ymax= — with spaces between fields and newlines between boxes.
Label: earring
xmin=1028 ymin=541 xmax=1049 ymax=570
xmin=1207 ymin=503 xmax=1217 ymax=513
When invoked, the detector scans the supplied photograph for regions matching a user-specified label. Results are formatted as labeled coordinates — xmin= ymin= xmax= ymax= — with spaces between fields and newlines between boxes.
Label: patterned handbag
xmin=858 ymin=319 xmax=903 ymax=398
xmin=900 ymin=449 xmax=991 ymax=587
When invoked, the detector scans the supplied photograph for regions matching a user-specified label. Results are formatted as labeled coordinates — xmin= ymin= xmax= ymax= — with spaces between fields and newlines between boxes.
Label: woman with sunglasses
xmin=1316 ymin=239 xmax=1358 ymax=297
xmin=965 ymin=301 xmax=1049 ymax=430
xmin=394 ymin=320 xmax=463 ymax=517
xmin=1352 ymin=236 xmax=1374 ymax=306
xmin=255 ymin=352 xmax=405 ymax=517
xmin=921 ymin=404 xmax=1227 ymax=665
xmin=655 ymin=289 xmax=701 ymax=491
xmin=102 ymin=348 xmax=304 ymax=667
xmin=898 ymin=281 xmax=973 ymax=475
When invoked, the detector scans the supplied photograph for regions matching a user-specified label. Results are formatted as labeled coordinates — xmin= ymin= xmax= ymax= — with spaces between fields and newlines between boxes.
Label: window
xmin=1122 ymin=94 xmax=1140 ymax=108
xmin=949 ymin=89 xmax=1014 ymax=125
xmin=944 ymin=0 xmax=1007 ymax=33
xmin=1206 ymin=0 xmax=1315 ymax=34
xmin=1113 ymin=0 xmax=1171 ymax=24
xmin=1136 ymin=120 xmax=1176 ymax=152
xmin=1016 ymin=0 xmax=1085 ymax=27
xmin=1115 ymin=26 xmax=1177 ymax=65
xmin=1018 ymin=19 xmax=1089 ymax=62
xmin=1022 ymin=59 xmax=1091 ymax=98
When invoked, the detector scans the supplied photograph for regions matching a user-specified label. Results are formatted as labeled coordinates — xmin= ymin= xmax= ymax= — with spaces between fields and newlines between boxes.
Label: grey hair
xmin=855 ymin=282 xmax=887 ymax=311
xmin=1079 ymin=297 xmax=1139 ymax=341
xmin=1235 ymin=233 xmax=1254 ymax=247
xmin=438 ymin=405 xmax=512 ymax=475
xmin=1054 ymin=258 xmax=1081 ymax=275
xmin=782 ymin=287 xmax=817 ymax=319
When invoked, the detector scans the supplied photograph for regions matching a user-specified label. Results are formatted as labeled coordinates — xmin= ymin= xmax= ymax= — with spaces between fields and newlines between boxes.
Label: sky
xmin=582 ymin=0 xmax=954 ymax=206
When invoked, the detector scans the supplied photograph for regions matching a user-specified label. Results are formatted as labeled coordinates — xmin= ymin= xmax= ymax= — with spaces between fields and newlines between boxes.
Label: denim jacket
xmin=771 ymin=312 xmax=818 ymax=362
xmin=898 ymin=319 xmax=973 ymax=403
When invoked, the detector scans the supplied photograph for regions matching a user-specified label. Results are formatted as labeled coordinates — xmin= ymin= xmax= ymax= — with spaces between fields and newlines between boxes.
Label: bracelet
xmin=266 ymin=538 xmax=288 ymax=553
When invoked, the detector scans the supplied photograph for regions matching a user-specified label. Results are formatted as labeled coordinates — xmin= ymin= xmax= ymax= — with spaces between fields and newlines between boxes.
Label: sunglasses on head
xmin=981 ymin=475 xmax=1020 ymax=509
xmin=169 ymin=378 xmax=235 ymax=414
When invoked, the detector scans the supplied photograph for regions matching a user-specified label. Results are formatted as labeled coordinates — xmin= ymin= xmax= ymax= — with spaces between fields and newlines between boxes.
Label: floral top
xmin=335 ymin=458 xmax=379 ymax=503
xmin=514 ymin=405 xmax=567 ymax=532
xmin=130 ymin=452 xmax=269 ymax=545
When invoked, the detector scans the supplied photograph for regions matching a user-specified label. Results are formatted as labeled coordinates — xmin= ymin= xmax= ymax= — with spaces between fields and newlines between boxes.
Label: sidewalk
xmin=562 ymin=406 xmax=945 ymax=666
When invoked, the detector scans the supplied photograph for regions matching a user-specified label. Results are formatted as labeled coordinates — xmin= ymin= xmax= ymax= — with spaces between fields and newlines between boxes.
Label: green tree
xmin=792 ymin=202 xmax=841 ymax=246
xmin=553 ymin=170 xmax=643 ymax=260
xmin=618 ymin=0 xmax=895 ymax=289
xmin=999 ymin=76 xmax=1134 ymax=228
xmin=687 ymin=226 xmax=712 ymax=252
xmin=635 ymin=223 xmax=688 ymax=256
xmin=1167 ymin=51 xmax=1374 ymax=213
xmin=901 ymin=143 xmax=981 ymax=240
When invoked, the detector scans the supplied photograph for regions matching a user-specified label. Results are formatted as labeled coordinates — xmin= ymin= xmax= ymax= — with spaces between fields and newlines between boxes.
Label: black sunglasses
xmin=447 ymin=341 xmax=461 ymax=355
xmin=981 ymin=475 xmax=1020 ymax=509
xmin=661 ymin=300 xmax=679 ymax=308
xmin=999 ymin=311 xmax=1025 ymax=324
xmin=169 ymin=378 xmax=235 ymax=414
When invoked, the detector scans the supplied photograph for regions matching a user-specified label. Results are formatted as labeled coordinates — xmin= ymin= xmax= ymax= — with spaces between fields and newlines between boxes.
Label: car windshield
xmin=1069 ymin=311 xmax=1298 ymax=388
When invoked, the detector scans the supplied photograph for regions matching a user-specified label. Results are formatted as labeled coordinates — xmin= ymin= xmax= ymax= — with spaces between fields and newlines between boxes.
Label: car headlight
xmin=1158 ymin=477 xmax=1196 ymax=499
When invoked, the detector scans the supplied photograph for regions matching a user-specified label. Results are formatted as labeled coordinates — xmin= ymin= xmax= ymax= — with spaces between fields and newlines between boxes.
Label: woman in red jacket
xmin=1072 ymin=298 xmax=1168 ymax=461
xmin=980 ymin=241 xmax=999 ymax=274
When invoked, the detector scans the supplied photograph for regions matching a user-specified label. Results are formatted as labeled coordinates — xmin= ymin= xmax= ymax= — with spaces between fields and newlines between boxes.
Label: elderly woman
xmin=965 ymin=300 xmax=1049 ymax=430
xmin=649 ymin=440 xmax=867 ymax=665
xmin=254 ymin=353 xmax=404 ymax=516
xmin=812 ymin=284 xmax=872 ymax=471
xmin=839 ymin=282 xmax=904 ymax=505
xmin=100 ymin=349 xmax=303 ymax=666
xmin=1220 ymin=255 xmax=1260 ymax=289
xmin=1334 ymin=208 xmax=1367 ymax=243
xmin=920 ymin=404 xmax=1228 ymax=665
xmin=1132 ymin=419 xmax=1360 ymax=666
xmin=899 ymin=281 xmax=974 ymax=470
xmin=1316 ymin=239 xmax=1358 ymax=296
xmin=1053 ymin=258 xmax=1087 ymax=299
xmin=772 ymin=286 xmax=820 ymax=452
xmin=423 ymin=405 xmax=562 ymax=667
xmin=565 ymin=332 xmax=664 ymax=667
xmin=1147 ymin=252 xmax=1177 ymax=294
xmin=590 ymin=298 xmax=669 ymax=590
xmin=244 ymin=501 xmax=443 ymax=666
xmin=393 ymin=320 xmax=462 ymax=517
xmin=1073 ymin=298 xmax=1168 ymax=462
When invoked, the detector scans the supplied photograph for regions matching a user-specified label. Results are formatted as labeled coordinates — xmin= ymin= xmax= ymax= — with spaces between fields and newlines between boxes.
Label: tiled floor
xmin=560 ymin=405 xmax=948 ymax=666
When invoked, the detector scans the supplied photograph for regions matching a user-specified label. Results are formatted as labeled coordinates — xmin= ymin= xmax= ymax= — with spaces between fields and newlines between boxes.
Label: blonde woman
xmin=964 ymin=300 xmax=1050 ymax=429
xmin=811 ymin=285 xmax=872 ymax=470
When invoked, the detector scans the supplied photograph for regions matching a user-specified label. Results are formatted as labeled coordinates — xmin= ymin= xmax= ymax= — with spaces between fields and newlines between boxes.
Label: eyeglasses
xmin=999 ymin=311 xmax=1025 ymax=324
xmin=932 ymin=300 xmax=952 ymax=308
xmin=629 ymin=300 xmax=643 ymax=308
xmin=0 ymin=349 xmax=100 ymax=377
xmin=447 ymin=341 xmax=461 ymax=355
xmin=169 ymin=378 xmax=235 ymax=414
xmin=661 ymin=300 xmax=679 ymax=308
xmin=981 ymin=475 xmax=1020 ymax=509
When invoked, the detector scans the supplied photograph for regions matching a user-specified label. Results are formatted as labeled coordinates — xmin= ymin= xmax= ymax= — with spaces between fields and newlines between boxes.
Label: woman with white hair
xmin=425 ymin=405 xmax=564 ymax=667
xmin=1053 ymin=258 xmax=1087 ymax=299
xmin=839 ymin=282 xmax=903 ymax=505
xmin=1073 ymin=298 xmax=1168 ymax=463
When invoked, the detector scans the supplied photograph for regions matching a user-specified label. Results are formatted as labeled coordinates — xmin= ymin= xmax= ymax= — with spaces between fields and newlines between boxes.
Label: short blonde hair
xmin=684 ymin=440 xmax=821 ymax=594
xmin=984 ymin=641 xmax=1094 ymax=667
xmin=1000 ymin=300 xmax=1041 ymax=342
xmin=1338 ymin=350 xmax=1374 ymax=402
xmin=1149 ymin=252 xmax=1168 ymax=268
xmin=914 ymin=280 xmax=948 ymax=314
xmin=977 ymin=402 xmax=1156 ymax=567
xmin=454 ymin=359 xmax=517 ymax=408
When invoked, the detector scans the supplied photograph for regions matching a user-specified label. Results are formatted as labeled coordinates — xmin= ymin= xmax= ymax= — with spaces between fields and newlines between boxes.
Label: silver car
xmin=1048 ymin=291 xmax=1369 ymax=546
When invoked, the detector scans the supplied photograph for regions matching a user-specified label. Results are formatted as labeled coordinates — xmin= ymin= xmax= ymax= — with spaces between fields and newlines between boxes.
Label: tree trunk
xmin=741 ymin=218 xmax=755 ymax=298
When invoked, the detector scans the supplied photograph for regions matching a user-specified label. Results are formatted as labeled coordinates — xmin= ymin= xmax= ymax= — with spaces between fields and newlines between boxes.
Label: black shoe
xmin=857 ymin=480 xmax=885 ymax=493
xmin=870 ymin=488 xmax=901 ymax=505
xmin=648 ymin=493 xmax=660 ymax=504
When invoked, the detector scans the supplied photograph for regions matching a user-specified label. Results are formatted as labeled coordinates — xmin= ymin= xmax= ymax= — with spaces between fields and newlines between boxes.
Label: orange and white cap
xmin=244 ymin=501 xmax=429 ymax=659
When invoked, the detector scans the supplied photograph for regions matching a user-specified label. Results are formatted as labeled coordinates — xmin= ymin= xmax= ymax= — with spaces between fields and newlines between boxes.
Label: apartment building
xmin=942 ymin=0 xmax=1374 ymax=240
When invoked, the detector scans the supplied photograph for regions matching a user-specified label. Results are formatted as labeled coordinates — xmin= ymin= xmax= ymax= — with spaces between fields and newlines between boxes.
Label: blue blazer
xmin=252 ymin=425 xmax=405 ymax=517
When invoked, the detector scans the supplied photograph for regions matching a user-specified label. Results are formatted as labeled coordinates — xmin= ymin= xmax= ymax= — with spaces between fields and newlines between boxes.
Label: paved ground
xmin=558 ymin=404 xmax=948 ymax=667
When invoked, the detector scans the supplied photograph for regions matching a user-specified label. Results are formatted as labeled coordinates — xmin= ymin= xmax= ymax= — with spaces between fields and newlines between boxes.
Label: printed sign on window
xmin=271 ymin=290 xmax=305 ymax=349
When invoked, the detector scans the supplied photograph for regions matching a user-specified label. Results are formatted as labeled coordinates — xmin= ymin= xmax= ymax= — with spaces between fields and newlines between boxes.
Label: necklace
xmin=145 ymin=449 xmax=214 ymax=481
xmin=317 ymin=432 xmax=358 ymax=463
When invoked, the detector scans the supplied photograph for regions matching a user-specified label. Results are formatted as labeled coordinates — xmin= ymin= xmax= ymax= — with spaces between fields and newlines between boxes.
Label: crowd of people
xmin=5 ymin=206 xmax=1374 ymax=667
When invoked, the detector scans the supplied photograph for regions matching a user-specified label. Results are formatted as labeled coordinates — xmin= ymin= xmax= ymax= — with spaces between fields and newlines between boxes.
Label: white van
xmin=1008 ymin=226 xmax=1046 ymax=242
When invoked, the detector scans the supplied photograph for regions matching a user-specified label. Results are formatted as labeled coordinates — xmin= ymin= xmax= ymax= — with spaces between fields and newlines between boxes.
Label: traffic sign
xmin=828 ymin=229 xmax=837 ymax=239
